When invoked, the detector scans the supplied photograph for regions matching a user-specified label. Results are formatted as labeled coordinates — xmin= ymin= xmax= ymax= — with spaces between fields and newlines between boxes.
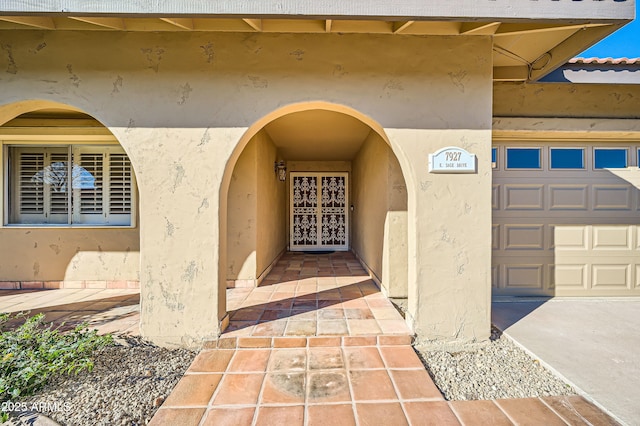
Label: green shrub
xmin=0 ymin=312 xmax=113 ymax=402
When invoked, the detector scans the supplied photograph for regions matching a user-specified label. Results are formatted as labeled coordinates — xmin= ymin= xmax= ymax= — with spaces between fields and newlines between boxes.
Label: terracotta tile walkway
xmin=224 ymin=252 xmax=411 ymax=337
xmin=153 ymin=252 xmax=618 ymax=425
xmin=0 ymin=253 xmax=618 ymax=425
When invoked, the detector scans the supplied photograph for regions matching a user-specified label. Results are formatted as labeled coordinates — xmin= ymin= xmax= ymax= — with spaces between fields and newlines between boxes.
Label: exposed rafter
xmin=528 ymin=24 xmax=622 ymax=81
xmin=0 ymin=16 xmax=55 ymax=29
xmin=243 ymin=18 xmax=262 ymax=31
xmin=325 ymin=19 xmax=332 ymax=32
xmin=393 ymin=21 xmax=414 ymax=34
xmin=160 ymin=18 xmax=194 ymax=30
xmin=460 ymin=22 xmax=500 ymax=35
xmin=69 ymin=17 xmax=126 ymax=30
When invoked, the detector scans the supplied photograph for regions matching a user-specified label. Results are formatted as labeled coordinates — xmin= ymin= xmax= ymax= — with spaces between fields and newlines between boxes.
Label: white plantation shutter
xmin=108 ymin=153 xmax=132 ymax=215
xmin=8 ymin=145 xmax=133 ymax=226
xmin=11 ymin=147 xmax=69 ymax=224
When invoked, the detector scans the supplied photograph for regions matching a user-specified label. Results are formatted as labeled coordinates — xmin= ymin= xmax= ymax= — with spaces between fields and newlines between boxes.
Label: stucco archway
xmin=219 ymin=101 xmax=410 ymax=332
xmin=0 ymin=100 xmax=140 ymax=292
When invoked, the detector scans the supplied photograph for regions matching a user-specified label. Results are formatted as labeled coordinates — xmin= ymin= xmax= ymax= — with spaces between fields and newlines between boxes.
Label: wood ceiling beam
xmin=393 ymin=21 xmax=414 ymax=34
xmin=460 ymin=22 xmax=500 ymax=35
xmin=325 ymin=19 xmax=332 ymax=32
xmin=69 ymin=17 xmax=126 ymax=30
xmin=243 ymin=18 xmax=262 ymax=31
xmin=160 ymin=18 xmax=194 ymax=30
xmin=0 ymin=16 xmax=55 ymax=29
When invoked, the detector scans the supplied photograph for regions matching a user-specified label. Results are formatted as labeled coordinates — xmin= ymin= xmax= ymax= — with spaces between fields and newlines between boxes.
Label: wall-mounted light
xmin=274 ymin=161 xmax=287 ymax=182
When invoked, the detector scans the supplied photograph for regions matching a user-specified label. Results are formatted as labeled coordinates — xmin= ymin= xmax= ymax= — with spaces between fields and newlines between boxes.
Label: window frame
xmin=549 ymin=147 xmax=586 ymax=170
xmin=593 ymin=147 xmax=628 ymax=171
xmin=2 ymin=140 xmax=136 ymax=228
xmin=505 ymin=147 xmax=542 ymax=170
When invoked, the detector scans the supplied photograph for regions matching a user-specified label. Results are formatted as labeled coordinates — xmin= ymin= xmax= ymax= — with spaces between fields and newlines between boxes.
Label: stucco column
xmin=387 ymin=129 xmax=492 ymax=347
xmin=121 ymin=127 xmax=244 ymax=348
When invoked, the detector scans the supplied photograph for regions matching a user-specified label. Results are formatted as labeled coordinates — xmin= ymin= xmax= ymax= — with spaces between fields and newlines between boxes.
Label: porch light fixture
xmin=274 ymin=161 xmax=287 ymax=181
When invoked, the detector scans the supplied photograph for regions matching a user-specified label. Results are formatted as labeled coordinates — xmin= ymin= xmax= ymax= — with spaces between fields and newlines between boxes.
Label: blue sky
xmin=580 ymin=2 xmax=640 ymax=58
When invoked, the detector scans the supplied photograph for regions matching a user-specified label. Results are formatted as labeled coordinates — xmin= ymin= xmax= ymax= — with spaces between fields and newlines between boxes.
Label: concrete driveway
xmin=492 ymin=298 xmax=640 ymax=426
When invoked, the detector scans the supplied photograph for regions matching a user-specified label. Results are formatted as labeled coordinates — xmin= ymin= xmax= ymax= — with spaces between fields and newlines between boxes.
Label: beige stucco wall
xmin=493 ymin=82 xmax=640 ymax=118
xmin=0 ymin=30 xmax=493 ymax=347
xmin=352 ymin=131 xmax=408 ymax=297
xmin=0 ymin=228 xmax=139 ymax=282
xmin=255 ymin=132 xmax=287 ymax=277
xmin=226 ymin=136 xmax=258 ymax=282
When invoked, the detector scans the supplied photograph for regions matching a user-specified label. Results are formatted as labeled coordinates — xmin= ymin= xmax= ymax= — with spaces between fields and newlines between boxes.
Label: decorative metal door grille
xmin=290 ymin=173 xmax=348 ymax=251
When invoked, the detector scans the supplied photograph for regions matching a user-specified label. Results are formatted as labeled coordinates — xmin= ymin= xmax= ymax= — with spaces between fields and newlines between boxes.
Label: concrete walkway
xmin=493 ymin=298 xmax=640 ymax=426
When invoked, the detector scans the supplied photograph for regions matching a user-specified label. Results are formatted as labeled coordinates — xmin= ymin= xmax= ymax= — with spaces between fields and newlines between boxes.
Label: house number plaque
xmin=428 ymin=146 xmax=477 ymax=174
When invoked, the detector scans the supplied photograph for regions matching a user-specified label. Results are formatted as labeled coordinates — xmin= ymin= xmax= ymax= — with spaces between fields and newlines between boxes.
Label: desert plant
xmin=0 ymin=312 xmax=112 ymax=403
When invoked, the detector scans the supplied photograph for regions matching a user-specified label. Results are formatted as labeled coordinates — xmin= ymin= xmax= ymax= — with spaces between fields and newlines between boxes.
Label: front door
xmin=290 ymin=172 xmax=349 ymax=251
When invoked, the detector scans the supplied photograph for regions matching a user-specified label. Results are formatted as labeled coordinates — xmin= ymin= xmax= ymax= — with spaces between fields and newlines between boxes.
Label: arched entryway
xmin=220 ymin=102 xmax=410 ymax=336
xmin=0 ymin=100 xmax=140 ymax=294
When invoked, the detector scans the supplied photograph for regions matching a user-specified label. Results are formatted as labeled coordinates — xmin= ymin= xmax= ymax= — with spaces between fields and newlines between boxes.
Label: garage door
xmin=492 ymin=142 xmax=640 ymax=296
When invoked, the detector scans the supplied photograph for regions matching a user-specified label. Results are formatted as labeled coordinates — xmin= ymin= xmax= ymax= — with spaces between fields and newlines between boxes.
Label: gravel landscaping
xmin=5 ymin=325 xmax=575 ymax=425
xmin=415 ymin=326 xmax=576 ymax=401
xmin=10 ymin=336 xmax=195 ymax=426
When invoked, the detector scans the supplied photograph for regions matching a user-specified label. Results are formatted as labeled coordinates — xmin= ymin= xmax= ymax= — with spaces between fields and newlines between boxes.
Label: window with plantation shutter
xmin=6 ymin=145 xmax=134 ymax=226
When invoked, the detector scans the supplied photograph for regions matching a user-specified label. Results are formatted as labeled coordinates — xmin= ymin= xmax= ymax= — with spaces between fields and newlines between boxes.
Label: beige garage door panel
xmin=493 ymin=143 xmax=640 ymax=297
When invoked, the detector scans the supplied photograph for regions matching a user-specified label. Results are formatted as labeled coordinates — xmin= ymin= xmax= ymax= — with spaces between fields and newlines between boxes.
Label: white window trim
xmin=1 ymin=139 xmax=136 ymax=228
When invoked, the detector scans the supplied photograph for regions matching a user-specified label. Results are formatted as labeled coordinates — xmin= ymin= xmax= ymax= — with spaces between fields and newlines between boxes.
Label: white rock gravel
xmin=415 ymin=326 xmax=576 ymax=401
xmin=16 ymin=336 xmax=195 ymax=426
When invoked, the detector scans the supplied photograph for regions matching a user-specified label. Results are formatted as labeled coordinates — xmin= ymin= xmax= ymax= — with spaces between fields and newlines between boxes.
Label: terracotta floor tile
xmin=237 ymin=337 xmax=272 ymax=348
xmin=349 ymin=370 xmax=397 ymax=401
xmin=290 ymin=310 xmax=317 ymax=321
xmin=307 ymin=404 xmax=356 ymax=426
xmin=343 ymin=336 xmax=377 ymax=346
xmin=321 ymin=290 xmax=343 ymax=300
xmin=378 ymin=335 xmax=413 ymax=346
xmin=367 ymin=298 xmax=394 ymax=308
xmin=188 ymin=350 xmax=234 ymax=373
xmin=202 ymin=407 xmax=255 ymax=426
xmin=307 ymin=371 xmax=351 ymax=403
xmin=252 ymin=320 xmax=287 ymax=336
xmin=318 ymin=308 xmax=345 ymax=319
xmin=162 ymin=374 xmax=222 ymax=406
xmin=355 ymin=402 xmax=409 ymax=426
xmin=343 ymin=346 xmax=385 ymax=369
xmin=254 ymin=406 xmax=304 ymax=426
xmin=390 ymin=369 xmax=443 ymax=400
xmin=403 ymin=401 xmax=461 ymax=426
xmin=379 ymin=346 xmax=424 ymax=369
xmin=212 ymin=373 xmax=265 ymax=405
xmin=309 ymin=347 xmax=345 ymax=369
xmin=285 ymin=320 xmax=317 ymax=336
xmin=341 ymin=299 xmax=368 ymax=309
xmin=542 ymin=396 xmax=619 ymax=426
xmin=309 ymin=336 xmax=342 ymax=347
xmin=377 ymin=319 xmax=412 ymax=334
xmin=149 ymin=408 xmax=205 ymax=426
xmin=269 ymin=348 xmax=307 ymax=371
xmin=347 ymin=319 xmax=382 ymax=335
xmin=495 ymin=398 xmax=567 ymax=426
xmin=449 ymin=400 xmax=512 ymax=426
xmin=265 ymin=298 xmax=293 ymax=310
xmin=317 ymin=320 xmax=349 ymax=335
xmin=344 ymin=308 xmax=374 ymax=319
xmin=223 ymin=321 xmax=255 ymax=337
xmin=227 ymin=349 xmax=271 ymax=372
xmin=370 ymin=307 xmax=404 ymax=320
xmin=273 ymin=337 xmax=307 ymax=348
xmin=260 ymin=372 xmax=305 ymax=404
